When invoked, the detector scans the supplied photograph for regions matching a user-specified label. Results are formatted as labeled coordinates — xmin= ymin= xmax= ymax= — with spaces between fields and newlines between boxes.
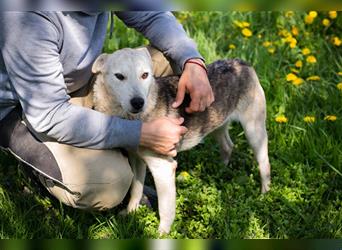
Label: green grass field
xmin=0 ymin=11 xmax=341 ymax=239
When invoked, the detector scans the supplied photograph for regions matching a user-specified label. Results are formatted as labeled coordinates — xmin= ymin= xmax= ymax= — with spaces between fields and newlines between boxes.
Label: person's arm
xmin=116 ymin=11 xmax=214 ymax=113
xmin=1 ymin=12 xmax=141 ymax=150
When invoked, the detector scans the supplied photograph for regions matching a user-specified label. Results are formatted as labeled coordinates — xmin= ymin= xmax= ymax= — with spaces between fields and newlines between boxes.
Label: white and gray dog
xmin=91 ymin=48 xmax=271 ymax=234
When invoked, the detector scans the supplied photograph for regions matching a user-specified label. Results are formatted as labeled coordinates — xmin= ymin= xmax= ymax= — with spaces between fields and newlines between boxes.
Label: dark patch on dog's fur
xmin=142 ymin=59 xmax=253 ymax=149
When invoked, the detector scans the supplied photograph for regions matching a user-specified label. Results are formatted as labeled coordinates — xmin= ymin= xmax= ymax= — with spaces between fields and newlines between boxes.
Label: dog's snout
xmin=130 ymin=97 xmax=145 ymax=111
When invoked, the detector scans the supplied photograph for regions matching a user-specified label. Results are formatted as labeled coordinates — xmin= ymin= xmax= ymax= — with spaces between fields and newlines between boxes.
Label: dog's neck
xmin=92 ymin=75 xmax=159 ymax=121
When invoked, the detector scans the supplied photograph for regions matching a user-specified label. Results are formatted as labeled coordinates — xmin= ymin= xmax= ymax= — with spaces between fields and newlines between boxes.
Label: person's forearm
xmin=29 ymin=101 xmax=142 ymax=150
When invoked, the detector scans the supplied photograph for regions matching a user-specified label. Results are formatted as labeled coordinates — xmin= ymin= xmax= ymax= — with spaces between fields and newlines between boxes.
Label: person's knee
xmin=41 ymin=165 xmax=134 ymax=211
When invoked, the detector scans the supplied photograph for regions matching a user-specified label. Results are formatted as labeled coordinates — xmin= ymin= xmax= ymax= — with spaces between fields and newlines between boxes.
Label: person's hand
xmin=140 ymin=117 xmax=188 ymax=157
xmin=172 ymin=59 xmax=214 ymax=113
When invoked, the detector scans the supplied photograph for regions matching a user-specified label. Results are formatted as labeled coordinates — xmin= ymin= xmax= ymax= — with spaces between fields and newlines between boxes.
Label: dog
xmin=91 ymin=48 xmax=271 ymax=234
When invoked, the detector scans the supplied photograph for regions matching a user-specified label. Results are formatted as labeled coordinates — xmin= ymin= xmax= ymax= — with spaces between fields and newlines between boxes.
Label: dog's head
xmin=92 ymin=48 xmax=154 ymax=116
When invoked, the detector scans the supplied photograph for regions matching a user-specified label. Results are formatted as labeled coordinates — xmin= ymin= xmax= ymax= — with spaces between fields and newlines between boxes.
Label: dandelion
xmin=291 ymin=26 xmax=299 ymax=36
xmin=329 ymin=11 xmax=337 ymax=19
xmin=306 ymin=76 xmax=321 ymax=81
xmin=302 ymin=48 xmax=311 ymax=55
xmin=324 ymin=115 xmax=337 ymax=121
xmin=286 ymin=73 xmax=298 ymax=81
xmin=306 ymin=55 xmax=317 ymax=64
xmin=292 ymin=78 xmax=304 ymax=86
xmin=268 ymin=47 xmax=276 ymax=54
xmin=263 ymin=41 xmax=272 ymax=47
xmin=295 ymin=60 xmax=303 ymax=68
xmin=304 ymin=116 xmax=315 ymax=123
xmin=285 ymin=11 xmax=294 ymax=18
xmin=305 ymin=15 xmax=315 ymax=24
xmin=257 ymin=34 xmax=262 ymax=39
xmin=242 ymin=28 xmax=253 ymax=37
xmin=241 ymin=21 xmax=250 ymax=27
xmin=275 ymin=115 xmax=288 ymax=123
xmin=337 ymin=83 xmax=342 ymax=90
xmin=234 ymin=20 xmax=250 ymax=28
xmin=290 ymin=41 xmax=297 ymax=48
xmin=279 ymin=29 xmax=291 ymax=37
xmin=309 ymin=11 xmax=318 ymax=18
xmin=332 ymin=36 xmax=341 ymax=46
xmin=322 ymin=18 xmax=331 ymax=27
xmin=338 ymin=72 xmax=342 ymax=76
xmin=229 ymin=44 xmax=236 ymax=49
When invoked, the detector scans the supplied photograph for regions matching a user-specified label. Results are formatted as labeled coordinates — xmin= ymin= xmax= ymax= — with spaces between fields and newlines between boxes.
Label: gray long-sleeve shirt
xmin=0 ymin=11 xmax=202 ymax=150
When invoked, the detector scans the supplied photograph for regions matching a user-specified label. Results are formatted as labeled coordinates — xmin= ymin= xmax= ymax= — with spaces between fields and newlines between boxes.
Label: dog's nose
xmin=130 ymin=97 xmax=145 ymax=111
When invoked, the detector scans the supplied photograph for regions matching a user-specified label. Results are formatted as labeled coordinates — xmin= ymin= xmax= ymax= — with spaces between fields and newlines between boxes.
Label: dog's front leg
xmin=126 ymin=153 xmax=146 ymax=213
xmin=138 ymin=149 xmax=177 ymax=235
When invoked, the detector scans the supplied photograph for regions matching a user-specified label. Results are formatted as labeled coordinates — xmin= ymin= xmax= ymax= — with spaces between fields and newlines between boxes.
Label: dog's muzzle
xmin=130 ymin=97 xmax=145 ymax=113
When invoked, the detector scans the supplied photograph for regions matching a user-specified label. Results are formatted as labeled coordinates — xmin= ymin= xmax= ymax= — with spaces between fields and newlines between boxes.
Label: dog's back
xmin=144 ymin=59 xmax=258 ymax=151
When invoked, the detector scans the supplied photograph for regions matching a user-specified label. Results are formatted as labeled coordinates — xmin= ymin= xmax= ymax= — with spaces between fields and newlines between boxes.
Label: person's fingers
xmin=199 ymin=97 xmax=207 ymax=112
xmin=168 ymin=117 xmax=184 ymax=125
xmin=172 ymin=82 xmax=186 ymax=108
xmin=168 ymin=149 xmax=177 ymax=157
xmin=186 ymin=92 xmax=201 ymax=113
xmin=179 ymin=126 xmax=188 ymax=135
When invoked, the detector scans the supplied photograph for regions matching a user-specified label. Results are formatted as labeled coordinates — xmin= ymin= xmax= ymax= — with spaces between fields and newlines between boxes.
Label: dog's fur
xmin=91 ymin=48 xmax=271 ymax=234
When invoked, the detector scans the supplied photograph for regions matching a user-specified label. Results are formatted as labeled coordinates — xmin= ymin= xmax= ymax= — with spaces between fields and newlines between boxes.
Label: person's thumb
xmin=172 ymin=82 xmax=186 ymax=108
xmin=168 ymin=117 xmax=184 ymax=125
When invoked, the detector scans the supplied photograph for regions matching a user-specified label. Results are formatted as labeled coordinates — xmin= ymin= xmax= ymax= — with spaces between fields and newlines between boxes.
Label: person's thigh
xmin=40 ymin=141 xmax=133 ymax=210
xmin=146 ymin=46 xmax=180 ymax=77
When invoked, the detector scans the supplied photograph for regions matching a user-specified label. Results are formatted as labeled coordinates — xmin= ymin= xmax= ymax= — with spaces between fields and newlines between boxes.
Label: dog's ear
xmin=92 ymin=53 xmax=109 ymax=74
xmin=135 ymin=47 xmax=152 ymax=61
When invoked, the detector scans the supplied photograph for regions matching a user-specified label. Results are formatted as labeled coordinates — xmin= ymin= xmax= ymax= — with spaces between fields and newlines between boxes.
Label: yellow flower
xmin=229 ymin=44 xmax=236 ymax=49
xmin=242 ymin=28 xmax=253 ymax=37
xmin=257 ymin=34 xmax=262 ymax=39
xmin=305 ymin=15 xmax=315 ymax=24
xmin=291 ymin=26 xmax=299 ymax=36
xmin=306 ymin=55 xmax=317 ymax=64
xmin=285 ymin=11 xmax=294 ymax=18
xmin=329 ymin=11 xmax=337 ymax=19
xmin=242 ymin=21 xmax=250 ymax=27
xmin=234 ymin=20 xmax=250 ymax=28
xmin=338 ymin=72 xmax=342 ymax=76
xmin=295 ymin=60 xmax=303 ymax=68
xmin=302 ymin=48 xmax=311 ymax=55
xmin=290 ymin=41 xmax=297 ymax=48
xmin=275 ymin=115 xmax=288 ymax=123
xmin=324 ymin=115 xmax=337 ymax=121
xmin=180 ymin=171 xmax=190 ymax=178
xmin=292 ymin=78 xmax=304 ymax=86
xmin=279 ymin=29 xmax=291 ymax=37
xmin=337 ymin=83 xmax=342 ymax=90
xmin=332 ymin=36 xmax=341 ymax=46
xmin=286 ymin=73 xmax=298 ymax=81
xmin=304 ymin=116 xmax=316 ymax=123
xmin=263 ymin=41 xmax=272 ymax=47
xmin=306 ymin=75 xmax=321 ymax=81
xmin=309 ymin=11 xmax=318 ymax=18
xmin=268 ymin=48 xmax=276 ymax=54
xmin=322 ymin=18 xmax=331 ymax=26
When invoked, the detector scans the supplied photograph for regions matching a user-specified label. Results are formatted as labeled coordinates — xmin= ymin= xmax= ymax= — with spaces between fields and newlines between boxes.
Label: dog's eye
xmin=141 ymin=72 xmax=149 ymax=80
xmin=114 ymin=73 xmax=125 ymax=81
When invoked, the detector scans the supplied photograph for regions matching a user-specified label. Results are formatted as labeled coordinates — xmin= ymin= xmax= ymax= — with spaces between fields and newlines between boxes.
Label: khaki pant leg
xmin=39 ymin=142 xmax=133 ymax=211
xmin=146 ymin=46 xmax=180 ymax=77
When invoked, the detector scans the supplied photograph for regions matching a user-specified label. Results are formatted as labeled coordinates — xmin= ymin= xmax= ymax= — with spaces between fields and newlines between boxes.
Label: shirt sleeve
xmin=115 ymin=11 xmax=204 ymax=71
xmin=0 ymin=12 xmax=141 ymax=150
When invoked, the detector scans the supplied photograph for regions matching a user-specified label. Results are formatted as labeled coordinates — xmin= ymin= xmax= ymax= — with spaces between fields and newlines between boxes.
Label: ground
xmin=0 ymin=11 xmax=341 ymax=239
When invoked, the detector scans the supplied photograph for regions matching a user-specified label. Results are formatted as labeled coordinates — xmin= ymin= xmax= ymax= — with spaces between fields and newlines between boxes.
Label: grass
xmin=0 ymin=11 xmax=341 ymax=239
